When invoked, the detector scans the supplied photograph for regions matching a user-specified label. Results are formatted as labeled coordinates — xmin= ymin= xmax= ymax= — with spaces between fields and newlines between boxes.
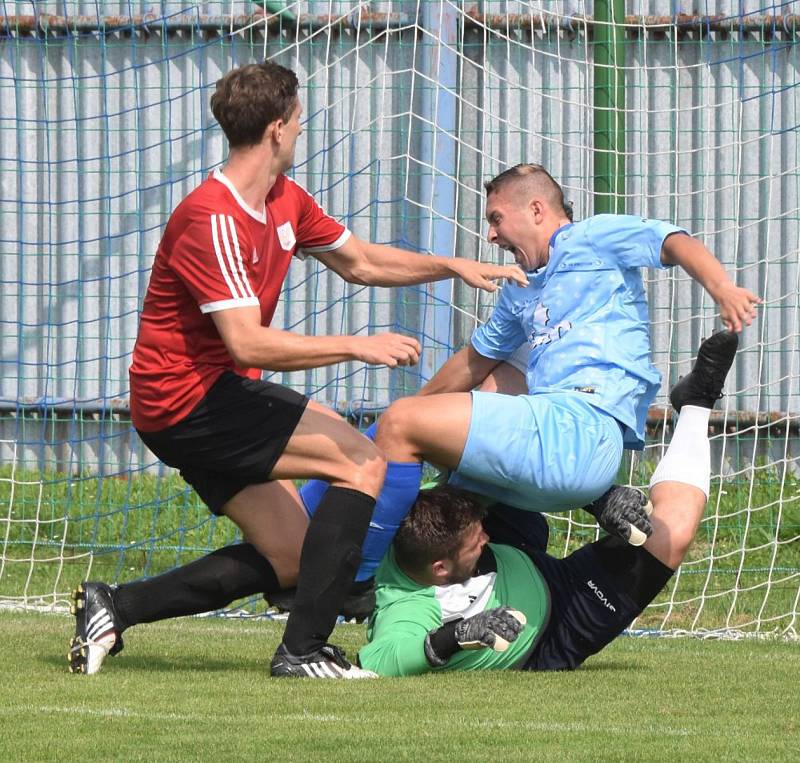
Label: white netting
xmin=0 ymin=1 xmax=797 ymax=636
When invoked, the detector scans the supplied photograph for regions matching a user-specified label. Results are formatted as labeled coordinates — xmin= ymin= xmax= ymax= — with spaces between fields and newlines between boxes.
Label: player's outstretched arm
xmin=660 ymin=232 xmax=761 ymax=332
xmin=211 ymin=306 xmax=421 ymax=370
xmin=314 ymin=234 xmax=529 ymax=290
xmin=417 ymin=346 xmax=500 ymax=396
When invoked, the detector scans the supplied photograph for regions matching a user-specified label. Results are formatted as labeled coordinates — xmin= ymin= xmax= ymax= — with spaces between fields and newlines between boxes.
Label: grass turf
xmin=1 ymin=612 xmax=797 ymax=762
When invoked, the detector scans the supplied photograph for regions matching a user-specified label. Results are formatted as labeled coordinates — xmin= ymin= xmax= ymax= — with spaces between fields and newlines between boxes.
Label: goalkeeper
xmin=358 ymin=339 xmax=737 ymax=674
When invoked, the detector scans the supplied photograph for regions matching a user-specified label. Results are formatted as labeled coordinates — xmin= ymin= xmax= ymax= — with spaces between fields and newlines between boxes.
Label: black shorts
xmin=522 ymin=536 xmax=674 ymax=671
xmin=137 ymin=371 xmax=308 ymax=515
xmin=483 ymin=503 xmax=550 ymax=555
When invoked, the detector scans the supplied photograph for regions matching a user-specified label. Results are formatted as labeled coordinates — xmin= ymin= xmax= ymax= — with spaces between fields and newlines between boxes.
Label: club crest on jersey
xmin=528 ymin=303 xmax=572 ymax=349
xmin=277 ymin=221 xmax=296 ymax=251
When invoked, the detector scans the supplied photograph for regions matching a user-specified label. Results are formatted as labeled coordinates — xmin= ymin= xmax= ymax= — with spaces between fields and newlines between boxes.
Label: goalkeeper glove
xmin=583 ymin=485 xmax=653 ymax=546
xmin=423 ymin=606 xmax=527 ymax=667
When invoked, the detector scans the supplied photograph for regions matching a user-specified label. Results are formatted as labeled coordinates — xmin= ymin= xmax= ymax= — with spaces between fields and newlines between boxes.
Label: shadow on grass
xmin=574 ymin=660 xmax=645 ymax=672
xmin=40 ymin=653 xmax=265 ymax=673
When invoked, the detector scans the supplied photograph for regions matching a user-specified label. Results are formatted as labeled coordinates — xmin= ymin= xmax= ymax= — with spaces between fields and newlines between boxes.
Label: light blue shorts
xmin=448 ymin=390 xmax=623 ymax=513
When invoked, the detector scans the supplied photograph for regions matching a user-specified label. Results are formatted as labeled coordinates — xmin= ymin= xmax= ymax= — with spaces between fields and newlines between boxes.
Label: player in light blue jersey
xmin=361 ymin=164 xmax=759 ymax=544
xmin=295 ymin=164 xmax=760 ymax=581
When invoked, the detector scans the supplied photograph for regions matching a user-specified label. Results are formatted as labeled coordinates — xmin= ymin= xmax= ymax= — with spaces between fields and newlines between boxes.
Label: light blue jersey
xmin=471 ymin=214 xmax=684 ymax=449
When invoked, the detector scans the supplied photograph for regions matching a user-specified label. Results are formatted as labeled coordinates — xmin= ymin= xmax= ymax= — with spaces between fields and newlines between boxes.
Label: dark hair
xmin=484 ymin=163 xmax=574 ymax=222
xmin=394 ymin=486 xmax=487 ymax=575
xmin=210 ymin=62 xmax=299 ymax=148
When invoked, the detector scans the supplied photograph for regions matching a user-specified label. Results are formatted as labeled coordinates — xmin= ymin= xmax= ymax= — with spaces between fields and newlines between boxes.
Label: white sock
xmin=649 ymin=405 xmax=711 ymax=498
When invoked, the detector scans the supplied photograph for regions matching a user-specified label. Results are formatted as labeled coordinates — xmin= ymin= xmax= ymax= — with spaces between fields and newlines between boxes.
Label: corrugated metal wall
xmin=1 ymin=1 xmax=798 ymax=473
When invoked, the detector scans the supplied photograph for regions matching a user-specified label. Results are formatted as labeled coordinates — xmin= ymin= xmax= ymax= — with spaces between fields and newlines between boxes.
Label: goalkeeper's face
xmin=444 ymin=521 xmax=489 ymax=585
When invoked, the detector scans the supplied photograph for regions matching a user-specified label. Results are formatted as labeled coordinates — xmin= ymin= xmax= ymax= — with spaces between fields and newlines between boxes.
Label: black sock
xmin=281 ymin=487 xmax=374 ymax=655
xmin=112 ymin=543 xmax=280 ymax=630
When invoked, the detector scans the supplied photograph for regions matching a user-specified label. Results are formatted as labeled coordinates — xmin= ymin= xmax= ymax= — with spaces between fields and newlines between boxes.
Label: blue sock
xmin=297 ymin=479 xmax=329 ymax=519
xmin=297 ymin=421 xmax=421 ymax=580
xmin=356 ymin=460 xmax=422 ymax=581
xmin=298 ymin=422 xmax=377 ymax=517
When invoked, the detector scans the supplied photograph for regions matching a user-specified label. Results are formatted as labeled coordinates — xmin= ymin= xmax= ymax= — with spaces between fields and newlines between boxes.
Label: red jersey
xmin=129 ymin=169 xmax=349 ymax=431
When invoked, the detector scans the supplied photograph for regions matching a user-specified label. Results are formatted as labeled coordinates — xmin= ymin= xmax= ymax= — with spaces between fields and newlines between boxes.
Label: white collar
xmin=212 ymin=167 xmax=267 ymax=223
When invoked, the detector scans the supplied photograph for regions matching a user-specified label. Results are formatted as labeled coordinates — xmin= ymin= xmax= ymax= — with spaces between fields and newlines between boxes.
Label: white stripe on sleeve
xmin=225 ymin=215 xmax=256 ymax=298
xmin=210 ymin=214 xmax=242 ymax=299
xmin=299 ymin=228 xmax=352 ymax=255
xmin=199 ymin=297 xmax=260 ymax=314
xmin=217 ymin=215 xmax=250 ymax=300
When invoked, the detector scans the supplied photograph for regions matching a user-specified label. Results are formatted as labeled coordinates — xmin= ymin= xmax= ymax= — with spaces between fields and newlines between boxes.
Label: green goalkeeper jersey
xmin=358 ymin=543 xmax=550 ymax=676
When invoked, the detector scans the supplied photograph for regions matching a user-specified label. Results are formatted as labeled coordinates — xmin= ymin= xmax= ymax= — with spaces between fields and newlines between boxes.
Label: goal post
xmin=1 ymin=2 xmax=797 ymax=637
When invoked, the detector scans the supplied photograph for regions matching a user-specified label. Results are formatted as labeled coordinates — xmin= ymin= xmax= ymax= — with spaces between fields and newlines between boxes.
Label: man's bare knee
xmin=644 ymin=483 xmax=707 ymax=569
xmin=334 ymin=439 xmax=386 ymax=497
xmin=375 ymin=398 xmax=416 ymax=453
xmin=222 ymin=481 xmax=308 ymax=588
xmin=265 ymin=548 xmax=301 ymax=588
xmin=669 ymin=523 xmax=699 ymax=563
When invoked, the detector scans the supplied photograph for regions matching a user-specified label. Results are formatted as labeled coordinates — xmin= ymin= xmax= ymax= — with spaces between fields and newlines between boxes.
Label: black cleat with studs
xmin=270 ymin=642 xmax=377 ymax=679
xmin=68 ymin=582 xmax=124 ymax=675
xmin=669 ymin=331 xmax=739 ymax=413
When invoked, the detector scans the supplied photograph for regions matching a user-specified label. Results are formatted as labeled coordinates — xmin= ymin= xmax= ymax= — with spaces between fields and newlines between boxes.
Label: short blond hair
xmin=484 ymin=163 xmax=573 ymax=221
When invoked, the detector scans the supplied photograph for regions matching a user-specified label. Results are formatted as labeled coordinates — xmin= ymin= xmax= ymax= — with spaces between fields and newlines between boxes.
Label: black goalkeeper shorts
xmin=522 ymin=535 xmax=674 ymax=671
xmin=137 ymin=371 xmax=308 ymax=515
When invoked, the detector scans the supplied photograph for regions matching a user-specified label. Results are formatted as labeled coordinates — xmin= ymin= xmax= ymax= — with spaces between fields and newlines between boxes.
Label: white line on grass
xmin=0 ymin=705 xmax=200 ymax=722
xmin=282 ymin=713 xmax=693 ymax=737
xmin=469 ymin=718 xmax=692 ymax=737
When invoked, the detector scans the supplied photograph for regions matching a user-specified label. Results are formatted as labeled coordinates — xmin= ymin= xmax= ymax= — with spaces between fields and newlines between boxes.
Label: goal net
xmin=1 ymin=1 xmax=798 ymax=637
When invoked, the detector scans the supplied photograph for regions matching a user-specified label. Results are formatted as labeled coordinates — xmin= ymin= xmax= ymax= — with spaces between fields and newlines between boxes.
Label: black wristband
xmin=423 ymin=619 xmax=462 ymax=667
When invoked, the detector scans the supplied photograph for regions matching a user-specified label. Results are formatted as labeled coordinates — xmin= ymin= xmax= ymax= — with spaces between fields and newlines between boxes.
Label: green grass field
xmin=2 ymin=436 xmax=799 ymax=761
xmin=1 ymin=612 xmax=797 ymax=762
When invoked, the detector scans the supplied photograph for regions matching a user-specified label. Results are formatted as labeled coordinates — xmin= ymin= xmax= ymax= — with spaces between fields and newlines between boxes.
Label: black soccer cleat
xmin=270 ymin=642 xmax=378 ymax=679
xmin=68 ymin=582 xmax=124 ymax=675
xmin=669 ymin=331 xmax=739 ymax=412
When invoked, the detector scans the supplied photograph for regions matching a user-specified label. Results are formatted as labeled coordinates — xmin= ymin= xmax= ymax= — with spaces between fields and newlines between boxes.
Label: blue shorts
xmin=448 ymin=390 xmax=623 ymax=512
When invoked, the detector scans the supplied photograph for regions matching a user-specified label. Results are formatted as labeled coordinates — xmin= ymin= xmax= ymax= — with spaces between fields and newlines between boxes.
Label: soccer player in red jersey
xmin=67 ymin=61 xmax=527 ymax=679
